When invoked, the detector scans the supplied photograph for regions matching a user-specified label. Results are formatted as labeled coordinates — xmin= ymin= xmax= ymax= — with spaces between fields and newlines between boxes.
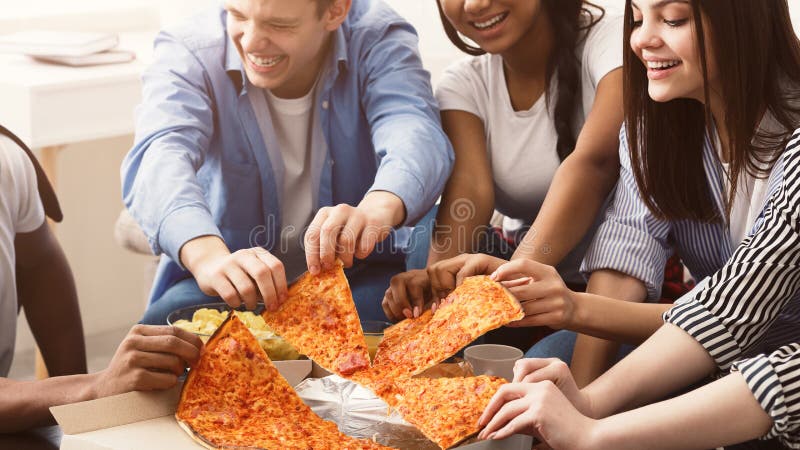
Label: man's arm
xmin=121 ymin=30 xmax=221 ymax=264
xmin=15 ymin=221 xmax=85 ymax=377
xmin=304 ymin=191 xmax=405 ymax=275
xmin=357 ymin=20 xmax=454 ymax=227
xmin=304 ymin=18 xmax=454 ymax=274
xmin=0 ymin=325 xmax=202 ymax=433
xmin=0 ymin=374 xmax=97 ymax=432
xmin=122 ymin=32 xmax=292 ymax=311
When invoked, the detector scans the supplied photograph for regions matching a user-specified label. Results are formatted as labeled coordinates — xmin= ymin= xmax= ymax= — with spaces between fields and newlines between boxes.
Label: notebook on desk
xmin=33 ymin=49 xmax=136 ymax=67
xmin=0 ymin=30 xmax=119 ymax=57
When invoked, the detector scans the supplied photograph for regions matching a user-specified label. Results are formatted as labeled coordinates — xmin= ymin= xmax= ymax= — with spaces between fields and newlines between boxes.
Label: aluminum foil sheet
xmin=295 ymin=375 xmax=445 ymax=449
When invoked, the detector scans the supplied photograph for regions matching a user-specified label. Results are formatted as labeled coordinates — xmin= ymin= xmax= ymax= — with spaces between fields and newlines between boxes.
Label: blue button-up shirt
xmin=121 ymin=0 xmax=454 ymax=303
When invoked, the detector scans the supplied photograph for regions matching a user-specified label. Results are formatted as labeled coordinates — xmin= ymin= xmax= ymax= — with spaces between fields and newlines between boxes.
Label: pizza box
xmin=50 ymin=360 xmax=533 ymax=450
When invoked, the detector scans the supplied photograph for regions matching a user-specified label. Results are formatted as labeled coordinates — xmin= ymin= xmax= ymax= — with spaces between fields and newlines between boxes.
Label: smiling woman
xmin=382 ymin=0 xmax=627 ymax=378
xmin=473 ymin=0 xmax=800 ymax=448
xmin=625 ymin=0 xmax=800 ymax=222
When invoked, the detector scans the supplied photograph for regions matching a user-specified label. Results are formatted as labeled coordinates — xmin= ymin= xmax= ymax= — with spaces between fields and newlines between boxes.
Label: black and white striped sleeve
xmin=664 ymin=129 xmax=800 ymax=368
xmin=732 ymin=343 xmax=800 ymax=448
xmin=664 ymin=129 xmax=800 ymax=446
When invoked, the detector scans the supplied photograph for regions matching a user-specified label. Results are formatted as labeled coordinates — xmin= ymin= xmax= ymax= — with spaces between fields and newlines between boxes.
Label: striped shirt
xmin=584 ymin=126 xmax=800 ymax=447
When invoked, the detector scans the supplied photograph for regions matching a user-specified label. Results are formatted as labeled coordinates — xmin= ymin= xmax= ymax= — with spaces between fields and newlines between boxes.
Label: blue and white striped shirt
xmin=584 ymin=126 xmax=800 ymax=447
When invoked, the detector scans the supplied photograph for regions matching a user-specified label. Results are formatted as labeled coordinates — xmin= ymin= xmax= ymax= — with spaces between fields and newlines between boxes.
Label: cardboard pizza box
xmin=50 ymin=360 xmax=533 ymax=450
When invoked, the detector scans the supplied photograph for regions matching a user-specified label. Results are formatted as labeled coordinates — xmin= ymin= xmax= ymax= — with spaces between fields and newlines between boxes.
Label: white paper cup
xmin=464 ymin=344 xmax=524 ymax=381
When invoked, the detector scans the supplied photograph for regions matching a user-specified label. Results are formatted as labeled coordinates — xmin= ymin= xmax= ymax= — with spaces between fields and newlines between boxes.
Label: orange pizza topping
xmin=365 ymin=276 xmax=523 ymax=382
xmin=261 ymin=261 xmax=372 ymax=378
xmin=177 ymin=273 xmax=521 ymax=449
xmin=175 ymin=314 xmax=391 ymax=450
xmin=384 ymin=376 xmax=507 ymax=449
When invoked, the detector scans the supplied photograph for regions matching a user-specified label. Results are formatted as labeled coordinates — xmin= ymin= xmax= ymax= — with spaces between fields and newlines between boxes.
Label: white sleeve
xmin=583 ymin=13 xmax=624 ymax=88
xmin=0 ymin=136 xmax=45 ymax=233
xmin=434 ymin=57 xmax=487 ymax=122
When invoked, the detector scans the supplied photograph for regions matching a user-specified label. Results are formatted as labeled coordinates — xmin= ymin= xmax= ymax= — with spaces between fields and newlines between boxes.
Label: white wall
xmin=5 ymin=0 xmax=800 ymax=369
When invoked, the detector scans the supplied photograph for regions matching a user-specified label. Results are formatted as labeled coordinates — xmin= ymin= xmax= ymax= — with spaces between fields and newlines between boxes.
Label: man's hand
xmin=427 ymin=253 xmax=508 ymax=302
xmin=91 ymin=325 xmax=203 ymax=398
xmin=180 ymin=236 xmax=288 ymax=311
xmin=382 ymin=269 xmax=433 ymax=321
xmin=304 ymin=191 xmax=405 ymax=274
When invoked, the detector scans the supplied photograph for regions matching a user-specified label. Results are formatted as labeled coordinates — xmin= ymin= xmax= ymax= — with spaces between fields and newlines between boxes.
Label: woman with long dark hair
xmin=384 ymin=0 xmax=626 ymax=364
xmin=476 ymin=0 xmax=800 ymax=447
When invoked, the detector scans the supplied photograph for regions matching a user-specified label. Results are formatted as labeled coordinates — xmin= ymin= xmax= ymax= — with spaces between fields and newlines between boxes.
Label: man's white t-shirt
xmin=0 ymin=135 xmax=46 ymax=377
xmin=249 ymin=82 xmax=327 ymax=281
xmin=434 ymin=13 xmax=623 ymax=284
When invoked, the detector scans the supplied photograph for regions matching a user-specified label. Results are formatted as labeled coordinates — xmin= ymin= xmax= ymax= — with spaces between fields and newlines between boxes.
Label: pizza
xmin=175 ymin=314 xmax=391 ymax=450
xmin=357 ymin=276 xmax=523 ymax=384
xmin=377 ymin=375 xmax=507 ymax=450
xmin=261 ymin=261 xmax=371 ymax=378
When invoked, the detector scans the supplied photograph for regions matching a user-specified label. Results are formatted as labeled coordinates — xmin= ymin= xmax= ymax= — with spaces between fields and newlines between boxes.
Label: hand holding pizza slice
xmin=261 ymin=261 xmax=372 ymax=378
xmin=358 ymin=276 xmax=523 ymax=384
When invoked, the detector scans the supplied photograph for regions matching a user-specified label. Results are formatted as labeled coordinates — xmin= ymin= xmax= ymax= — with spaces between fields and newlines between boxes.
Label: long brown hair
xmin=436 ymin=1 xmax=605 ymax=161
xmin=624 ymin=0 xmax=800 ymax=221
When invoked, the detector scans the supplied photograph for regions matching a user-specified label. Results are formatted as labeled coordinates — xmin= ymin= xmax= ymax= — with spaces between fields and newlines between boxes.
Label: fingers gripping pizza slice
xmin=379 ymin=376 xmax=507 ymax=450
xmin=364 ymin=276 xmax=523 ymax=382
xmin=176 ymin=314 xmax=390 ymax=450
xmin=261 ymin=261 xmax=371 ymax=378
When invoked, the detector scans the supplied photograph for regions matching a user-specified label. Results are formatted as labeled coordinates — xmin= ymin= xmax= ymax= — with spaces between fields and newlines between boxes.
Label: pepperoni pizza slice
xmin=261 ymin=261 xmax=371 ymax=378
xmin=175 ymin=314 xmax=390 ymax=449
xmin=378 ymin=375 xmax=507 ymax=449
xmin=359 ymin=276 xmax=523 ymax=384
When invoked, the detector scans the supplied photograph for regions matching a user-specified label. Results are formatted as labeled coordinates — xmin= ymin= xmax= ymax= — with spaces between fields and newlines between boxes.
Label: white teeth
xmin=247 ymin=54 xmax=284 ymax=68
xmin=647 ymin=60 xmax=680 ymax=69
xmin=473 ymin=13 xmax=506 ymax=30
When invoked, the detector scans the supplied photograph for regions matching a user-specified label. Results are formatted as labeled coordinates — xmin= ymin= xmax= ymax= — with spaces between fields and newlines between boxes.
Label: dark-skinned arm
xmin=15 ymin=220 xmax=86 ymax=377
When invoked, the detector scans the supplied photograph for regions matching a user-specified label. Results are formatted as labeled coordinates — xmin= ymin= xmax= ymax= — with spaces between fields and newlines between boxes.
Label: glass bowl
xmin=167 ymin=302 xmax=301 ymax=360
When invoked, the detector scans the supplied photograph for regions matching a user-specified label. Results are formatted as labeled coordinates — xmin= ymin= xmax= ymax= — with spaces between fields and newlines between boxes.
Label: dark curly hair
xmin=436 ymin=1 xmax=606 ymax=161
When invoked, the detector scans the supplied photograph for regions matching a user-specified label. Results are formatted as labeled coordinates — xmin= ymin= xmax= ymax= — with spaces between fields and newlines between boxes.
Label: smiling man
xmin=122 ymin=0 xmax=453 ymax=324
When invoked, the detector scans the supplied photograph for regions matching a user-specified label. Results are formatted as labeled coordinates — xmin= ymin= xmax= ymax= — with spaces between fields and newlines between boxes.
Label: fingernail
xmin=403 ymin=308 xmax=412 ymax=318
xmin=413 ymin=306 xmax=420 ymax=317
xmin=310 ymin=265 xmax=319 ymax=274
xmin=488 ymin=432 xmax=497 ymax=440
xmin=490 ymin=271 xmax=498 ymax=280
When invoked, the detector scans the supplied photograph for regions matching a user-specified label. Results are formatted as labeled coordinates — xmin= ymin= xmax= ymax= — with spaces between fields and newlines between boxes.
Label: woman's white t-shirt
xmin=0 ymin=135 xmax=46 ymax=377
xmin=434 ymin=13 xmax=623 ymax=284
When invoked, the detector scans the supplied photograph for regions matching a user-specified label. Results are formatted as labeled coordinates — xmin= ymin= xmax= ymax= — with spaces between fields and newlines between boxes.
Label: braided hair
xmin=436 ymin=1 xmax=605 ymax=161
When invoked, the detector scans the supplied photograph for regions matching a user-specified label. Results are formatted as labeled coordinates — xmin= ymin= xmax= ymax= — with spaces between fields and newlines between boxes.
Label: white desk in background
xmin=0 ymin=31 xmax=155 ymax=157
xmin=0 ymin=31 xmax=156 ymax=379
